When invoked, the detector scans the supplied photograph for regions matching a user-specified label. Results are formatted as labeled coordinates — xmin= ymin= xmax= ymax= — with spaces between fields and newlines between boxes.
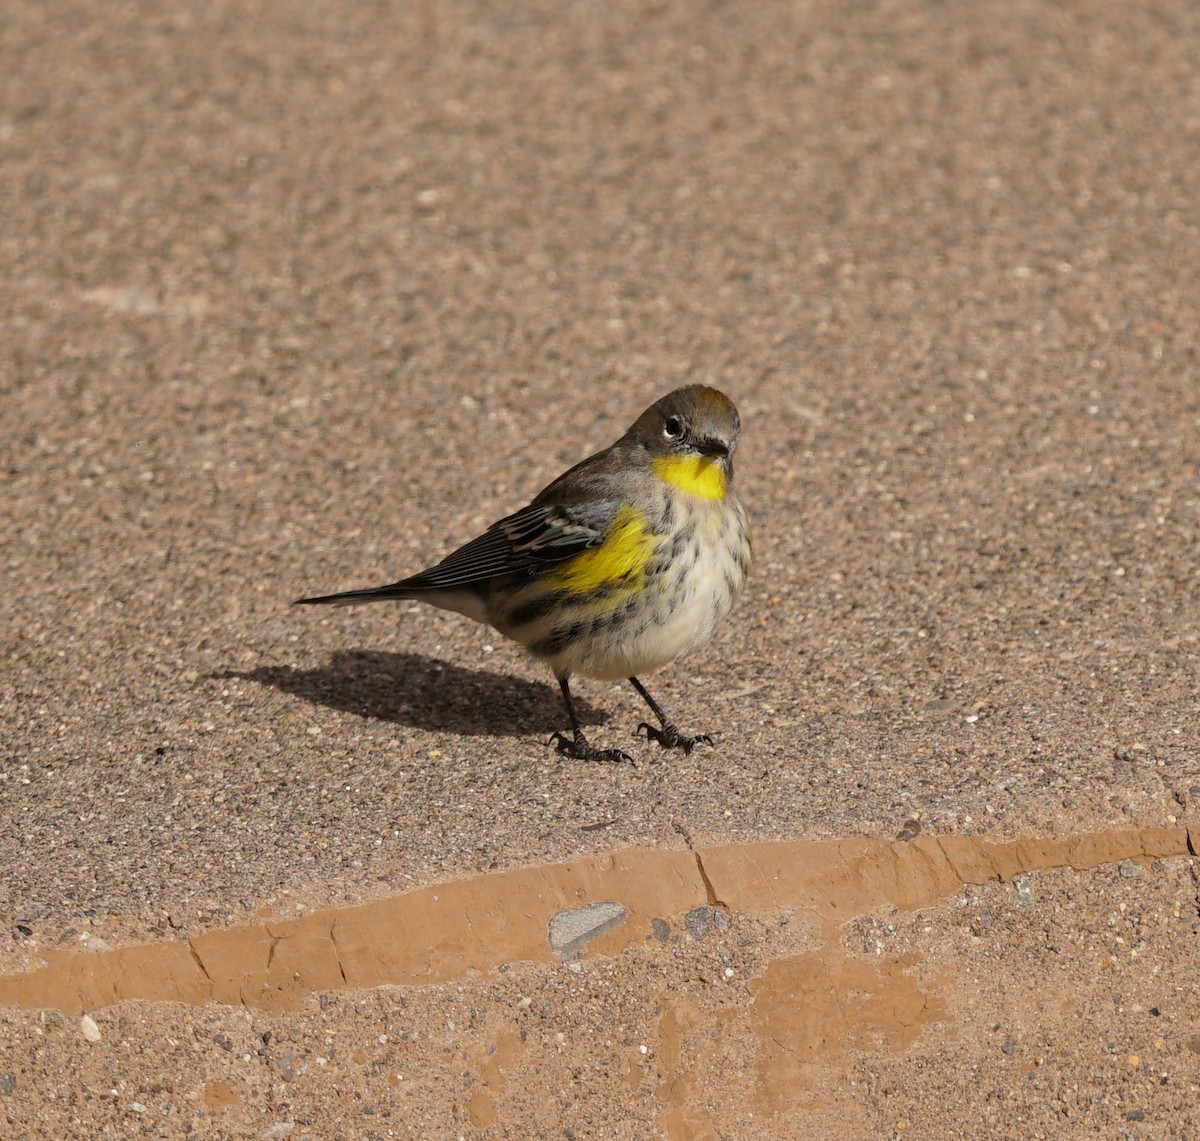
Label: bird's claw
xmin=549 ymin=731 xmax=634 ymax=765
xmin=636 ymin=722 xmax=713 ymax=755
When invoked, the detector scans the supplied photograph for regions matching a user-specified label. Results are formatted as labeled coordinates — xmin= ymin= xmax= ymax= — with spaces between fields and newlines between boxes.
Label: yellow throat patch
xmin=652 ymin=454 xmax=727 ymax=500
xmin=550 ymin=505 xmax=656 ymax=597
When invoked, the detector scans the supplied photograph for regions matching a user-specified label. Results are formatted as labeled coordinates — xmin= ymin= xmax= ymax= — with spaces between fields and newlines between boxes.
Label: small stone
xmin=1001 ymin=1037 xmax=1016 ymax=1055
xmin=1127 ymin=1110 xmax=1146 ymax=1122
xmin=83 ymin=934 xmax=113 ymax=953
xmin=547 ymin=902 xmax=627 ymax=959
xmin=896 ymin=819 xmax=921 ymax=842
xmin=1012 ymin=875 xmax=1035 ymax=908
xmin=650 ymin=918 xmax=670 ymax=943
xmin=1118 ymin=861 xmax=1144 ymax=879
xmin=0 ymin=1072 xmax=15 ymax=1096
xmin=80 ymin=1014 xmax=102 ymax=1043
xmin=262 ymin=1125 xmax=296 ymax=1140
xmin=685 ymin=907 xmax=714 ymax=940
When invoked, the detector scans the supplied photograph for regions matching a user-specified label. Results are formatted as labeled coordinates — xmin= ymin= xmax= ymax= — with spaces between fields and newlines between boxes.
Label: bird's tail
xmin=293 ymin=582 xmax=421 ymax=607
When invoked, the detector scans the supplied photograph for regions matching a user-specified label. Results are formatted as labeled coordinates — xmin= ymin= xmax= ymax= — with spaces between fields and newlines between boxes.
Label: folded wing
xmin=402 ymin=499 xmax=618 ymax=589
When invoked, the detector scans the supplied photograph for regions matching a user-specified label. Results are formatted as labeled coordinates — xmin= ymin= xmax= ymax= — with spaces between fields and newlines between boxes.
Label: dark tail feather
xmin=293 ymin=582 xmax=419 ymax=607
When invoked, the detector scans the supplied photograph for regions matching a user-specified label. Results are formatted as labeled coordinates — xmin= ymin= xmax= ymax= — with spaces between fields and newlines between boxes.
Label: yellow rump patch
xmin=550 ymin=505 xmax=657 ymax=596
xmin=652 ymin=454 xmax=727 ymax=500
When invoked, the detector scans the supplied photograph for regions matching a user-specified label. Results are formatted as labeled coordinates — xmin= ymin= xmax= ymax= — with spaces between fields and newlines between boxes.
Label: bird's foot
xmin=636 ymin=721 xmax=713 ymax=755
xmin=549 ymin=730 xmax=633 ymax=765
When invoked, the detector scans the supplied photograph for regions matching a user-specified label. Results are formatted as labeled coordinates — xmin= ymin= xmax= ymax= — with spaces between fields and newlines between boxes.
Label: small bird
xmin=295 ymin=385 xmax=751 ymax=762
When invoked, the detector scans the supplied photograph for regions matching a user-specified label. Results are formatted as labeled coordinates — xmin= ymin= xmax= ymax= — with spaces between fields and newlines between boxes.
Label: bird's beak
xmin=695 ymin=438 xmax=730 ymax=459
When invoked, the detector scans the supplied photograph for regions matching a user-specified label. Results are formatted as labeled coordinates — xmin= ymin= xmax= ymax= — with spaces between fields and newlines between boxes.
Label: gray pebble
xmin=1012 ymin=875 xmax=1035 ymax=908
xmin=896 ymin=818 xmax=922 ymax=842
xmin=547 ymin=901 xmax=627 ymax=959
xmin=685 ymin=907 xmax=713 ymax=939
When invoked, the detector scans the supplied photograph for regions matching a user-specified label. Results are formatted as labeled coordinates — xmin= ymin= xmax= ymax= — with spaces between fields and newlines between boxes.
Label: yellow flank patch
xmin=652 ymin=454 xmax=727 ymax=500
xmin=550 ymin=505 xmax=656 ymax=596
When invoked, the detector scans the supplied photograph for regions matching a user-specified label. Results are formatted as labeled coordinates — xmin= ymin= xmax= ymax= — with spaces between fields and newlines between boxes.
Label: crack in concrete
xmin=768 ymin=1033 xmax=801 ymax=1061
xmin=907 ymin=835 xmax=953 ymax=896
xmin=670 ymin=820 xmax=726 ymax=908
xmin=264 ymin=927 xmax=283 ymax=972
xmin=692 ymin=850 xmax=724 ymax=909
xmin=186 ymin=938 xmax=213 ymax=987
xmin=932 ymin=834 xmax=968 ymax=884
xmin=329 ymin=921 xmax=348 ymax=986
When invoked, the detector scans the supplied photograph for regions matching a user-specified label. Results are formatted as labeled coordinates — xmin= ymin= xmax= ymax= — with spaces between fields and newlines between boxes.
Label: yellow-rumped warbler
xmin=295 ymin=385 xmax=750 ymax=762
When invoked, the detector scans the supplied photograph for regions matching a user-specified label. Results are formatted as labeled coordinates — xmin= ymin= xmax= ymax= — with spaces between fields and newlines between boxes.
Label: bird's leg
xmin=629 ymin=676 xmax=713 ymax=754
xmin=549 ymin=676 xmax=633 ymax=764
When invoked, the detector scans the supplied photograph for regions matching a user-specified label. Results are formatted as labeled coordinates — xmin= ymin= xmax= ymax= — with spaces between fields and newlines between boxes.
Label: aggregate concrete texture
xmin=3 ymin=1 xmax=1200 ymax=1137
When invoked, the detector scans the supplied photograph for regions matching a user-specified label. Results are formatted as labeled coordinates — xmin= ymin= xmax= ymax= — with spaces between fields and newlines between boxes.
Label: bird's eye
xmin=662 ymin=416 xmax=684 ymax=440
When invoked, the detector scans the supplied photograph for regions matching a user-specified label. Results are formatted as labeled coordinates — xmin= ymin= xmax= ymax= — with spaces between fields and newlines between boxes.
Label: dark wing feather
xmin=400 ymin=499 xmax=618 ymax=590
xmin=295 ymin=448 xmax=632 ymax=606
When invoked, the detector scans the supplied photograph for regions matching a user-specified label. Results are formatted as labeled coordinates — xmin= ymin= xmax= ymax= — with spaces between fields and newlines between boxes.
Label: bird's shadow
xmin=224 ymin=650 xmax=605 ymax=737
